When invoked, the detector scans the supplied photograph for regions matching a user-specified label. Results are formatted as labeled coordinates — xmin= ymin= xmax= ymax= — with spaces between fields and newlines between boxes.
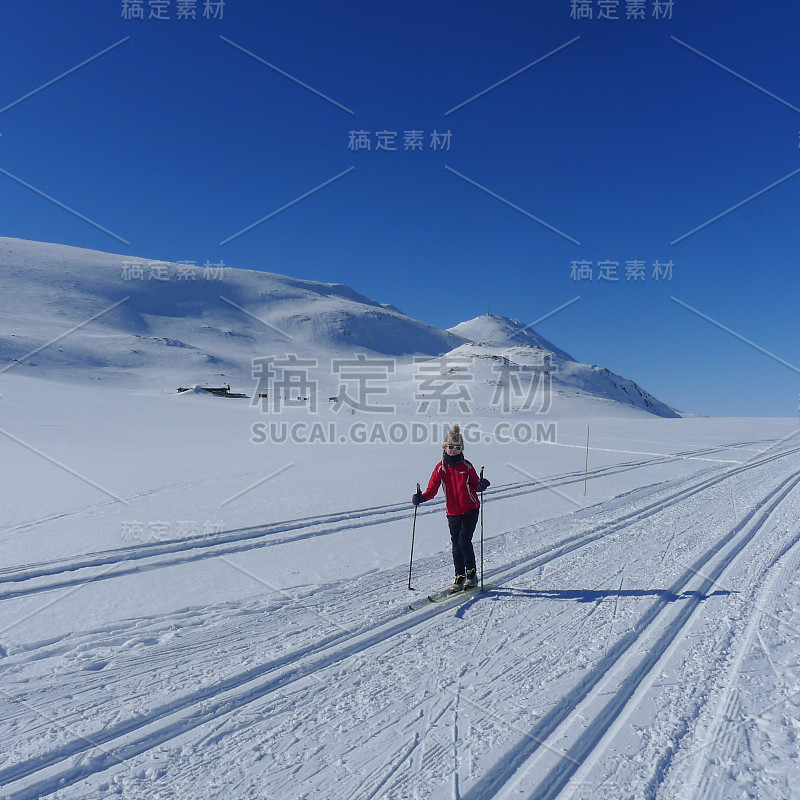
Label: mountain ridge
xmin=0 ymin=237 xmax=678 ymax=416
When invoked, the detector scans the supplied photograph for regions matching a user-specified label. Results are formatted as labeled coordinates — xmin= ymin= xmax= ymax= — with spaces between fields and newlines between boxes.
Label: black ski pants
xmin=447 ymin=508 xmax=479 ymax=576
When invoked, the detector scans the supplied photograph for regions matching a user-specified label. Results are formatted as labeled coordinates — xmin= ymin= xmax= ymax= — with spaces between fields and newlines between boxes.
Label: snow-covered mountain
xmin=0 ymin=237 xmax=464 ymax=387
xmin=449 ymin=314 xmax=577 ymax=363
xmin=445 ymin=314 xmax=679 ymax=418
xmin=0 ymin=237 xmax=677 ymax=416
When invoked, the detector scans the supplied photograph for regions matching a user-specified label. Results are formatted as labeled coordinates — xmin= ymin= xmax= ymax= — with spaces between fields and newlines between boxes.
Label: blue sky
xmin=1 ymin=0 xmax=798 ymax=416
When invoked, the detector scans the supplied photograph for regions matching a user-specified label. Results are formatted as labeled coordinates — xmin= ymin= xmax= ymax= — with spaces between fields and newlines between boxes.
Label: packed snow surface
xmin=0 ymin=370 xmax=798 ymax=800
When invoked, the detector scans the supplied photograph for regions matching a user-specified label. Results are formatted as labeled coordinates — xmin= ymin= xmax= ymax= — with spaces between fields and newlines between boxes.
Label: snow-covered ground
xmin=1 ymin=237 xmax=798 ymax=799
xmin=1 ymin=368 xmax=798 ymax=800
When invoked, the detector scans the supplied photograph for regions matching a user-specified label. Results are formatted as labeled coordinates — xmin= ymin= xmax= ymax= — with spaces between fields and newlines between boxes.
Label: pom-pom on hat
xmin=443 ymin=424 xmax=464 ymax=450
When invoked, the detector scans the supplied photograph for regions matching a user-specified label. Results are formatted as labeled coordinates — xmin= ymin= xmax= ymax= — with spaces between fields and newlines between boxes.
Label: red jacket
xmin=422 ymin=457 xmax=481 ymax=516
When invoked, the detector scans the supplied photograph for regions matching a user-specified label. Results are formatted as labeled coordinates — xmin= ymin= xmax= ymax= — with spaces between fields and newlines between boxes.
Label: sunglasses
xmin=444 ymin=444 xmax=462 ymax=451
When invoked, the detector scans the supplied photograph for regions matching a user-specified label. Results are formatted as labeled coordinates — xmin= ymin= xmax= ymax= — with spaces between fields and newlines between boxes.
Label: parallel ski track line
xmin=1 ymin=443 xmax=798 ymax=799
xmin=0 ymin=439 xmax=772 ymax=602
xmin=656 ymin=519 xmax=800 ymax=800
xmin=459 ymin=472 xmax=800 ymax=800
xmin=419 ymin=442 xmax=800 ymax=610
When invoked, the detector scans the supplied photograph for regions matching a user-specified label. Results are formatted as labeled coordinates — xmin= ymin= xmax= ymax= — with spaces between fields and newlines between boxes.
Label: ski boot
xmin=448 ymin=574 xmax=466 ymax=594
xmin=463 ymin=569 xmax=478 ymax=590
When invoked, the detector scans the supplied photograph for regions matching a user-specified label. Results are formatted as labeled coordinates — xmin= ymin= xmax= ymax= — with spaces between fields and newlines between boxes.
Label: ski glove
xmin=412 ymin=492 xmax=424 ymax=506
xmin=477 ymin=478 xmax=490 ymax=492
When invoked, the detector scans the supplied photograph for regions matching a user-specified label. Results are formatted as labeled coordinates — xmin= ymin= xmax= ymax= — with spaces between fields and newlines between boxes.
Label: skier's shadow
xmin=454 ymin=585 xmax=730 ymax=619
xmin=491 ymin=587 xmax=730 ymax=603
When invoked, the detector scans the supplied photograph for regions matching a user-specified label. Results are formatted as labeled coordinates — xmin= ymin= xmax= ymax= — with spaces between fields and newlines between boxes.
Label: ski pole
xmin=584 ymin=424 xmax=590 ymax=496
xmin=408 ymin=482 xmax=420 ymax=591
xmin=479 ymin=466 xmax=485 ymax=590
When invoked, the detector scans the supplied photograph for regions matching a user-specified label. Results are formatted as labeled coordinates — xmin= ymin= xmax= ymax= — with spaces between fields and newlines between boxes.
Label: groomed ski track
xmin=2 ymin=436 xmax=799 ymax=799
xmin=0 ymin=438 xmax=774 ymax=602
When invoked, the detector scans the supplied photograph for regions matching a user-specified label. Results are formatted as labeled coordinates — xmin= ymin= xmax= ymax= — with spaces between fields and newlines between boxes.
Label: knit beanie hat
xmin=443 ymin=424 xmax=464 ymax=450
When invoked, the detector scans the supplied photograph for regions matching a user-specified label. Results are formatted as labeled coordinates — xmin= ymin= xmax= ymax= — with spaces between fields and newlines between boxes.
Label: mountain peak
xmin=447 ymin=314 xmax=576 ymax=363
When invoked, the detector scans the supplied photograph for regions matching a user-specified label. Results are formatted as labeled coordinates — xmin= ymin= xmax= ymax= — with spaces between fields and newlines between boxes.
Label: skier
xmin=412 ymin=425 xmax=490 ymax=594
